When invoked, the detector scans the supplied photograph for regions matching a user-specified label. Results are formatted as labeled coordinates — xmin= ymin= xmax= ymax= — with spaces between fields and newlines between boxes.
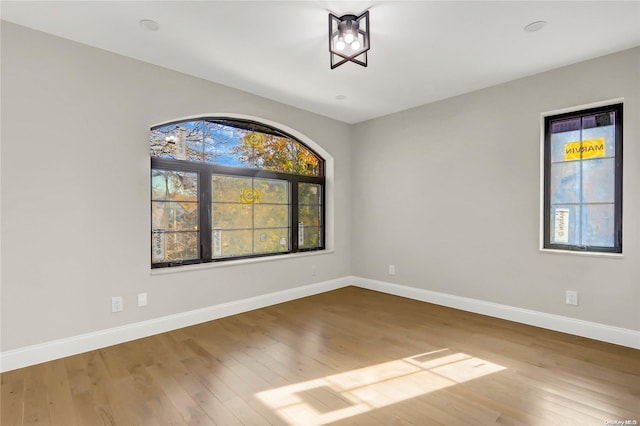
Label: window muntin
xmin=543 ymin=104 xmax=622 ymax=253
xmin=151 ymin=118 xmax=325 ymax=268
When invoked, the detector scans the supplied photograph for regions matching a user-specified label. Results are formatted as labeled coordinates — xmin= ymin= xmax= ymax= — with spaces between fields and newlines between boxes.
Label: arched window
xmin=150 ymin=118 xmax=325 ymax=268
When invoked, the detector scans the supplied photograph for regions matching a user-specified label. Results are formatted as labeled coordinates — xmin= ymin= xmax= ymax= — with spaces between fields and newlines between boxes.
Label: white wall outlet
xmin=311 ymin=265 xmax=317 ymax=276
xmin=565 ymin=290 xmax=578 ymax=306
xmin=138 ymin=293 xmax=148 ymax=307
xmin=388 ymin=264 xmax=396 ymax=275
xmin=111 ymin=296 xmax=123 ymax=313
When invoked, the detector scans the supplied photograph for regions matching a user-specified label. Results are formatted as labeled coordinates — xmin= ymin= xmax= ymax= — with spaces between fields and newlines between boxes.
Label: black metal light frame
xmin=329 ymin=11 xmax=370 ymax=69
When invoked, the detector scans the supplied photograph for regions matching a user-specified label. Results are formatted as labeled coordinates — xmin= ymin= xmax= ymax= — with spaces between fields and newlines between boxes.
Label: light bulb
xmin=351 ymin=39 xmax=360 ymax=50
xmin=336 ymin=39 xmax=346 ymax=51
xmin=344 ymin=33 xmax=355 ymax=44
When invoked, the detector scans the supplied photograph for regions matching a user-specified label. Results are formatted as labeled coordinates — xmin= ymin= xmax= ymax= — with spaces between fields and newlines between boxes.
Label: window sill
xmin=539 ymin=248 xmax=623 ymax=259
xmin=150 ymin=249 xmax=334 ymax=275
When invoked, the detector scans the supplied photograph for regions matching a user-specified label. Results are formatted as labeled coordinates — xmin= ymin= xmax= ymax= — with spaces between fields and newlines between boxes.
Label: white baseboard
xmin=0 ymin=277 xmax=350 ymax=372
xmin=351 ymin=276 xmax=640 ymax=350
xmin=2 ymin=275 xmax=637 ymax=372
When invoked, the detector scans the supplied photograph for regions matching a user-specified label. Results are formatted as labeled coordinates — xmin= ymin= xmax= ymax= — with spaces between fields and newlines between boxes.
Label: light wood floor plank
xmin=44 ymin=359 xmax=77 ymax=426
xmin=2 ymin=286 xmax=639 ymax=425
xmin=1 ymin=369 xmax=25 ymax=425
xmin=22 ymin=363 xmax=52 ymax=425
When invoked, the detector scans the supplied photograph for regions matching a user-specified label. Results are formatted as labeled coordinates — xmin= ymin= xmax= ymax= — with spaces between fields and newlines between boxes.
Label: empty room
xmin=1 ymin=1 xmax=639 ymax=425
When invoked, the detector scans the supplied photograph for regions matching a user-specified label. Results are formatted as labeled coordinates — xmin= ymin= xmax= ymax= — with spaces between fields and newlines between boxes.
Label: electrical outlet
xmin=388 ymin=265 xmax=396 ymax=275
xmin=565 ymin=290 xmax=578 ymax=306
xmin=138 ymin=293 xmax=148 ymax=307
xmin=311 ymin=265 xmax=317 ymax=276
xmin=111 ymin=296 xmax=123 ymax=313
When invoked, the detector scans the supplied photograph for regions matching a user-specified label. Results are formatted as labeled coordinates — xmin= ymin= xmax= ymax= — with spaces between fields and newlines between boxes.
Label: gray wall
xmin=0 ymin=22 xmax=352 ymax=351
xmin=352 ymin=47 xmax=639 ymax=330
xmin=2 ymin=22 xmax=638 ymax=354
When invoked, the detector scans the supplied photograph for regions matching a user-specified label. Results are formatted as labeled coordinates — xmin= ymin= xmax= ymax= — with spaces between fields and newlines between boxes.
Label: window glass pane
xmin=150 ymin=125 xmax=177 ymax=159
xmin=240 ymin=128 xmax=275 ymax=169
xmin=212 ymin=175 xmax=251 ymax=202
xmin=204 ymin=121 xmax=248 ymax=166
xmin=299 ymin=183 xmax=322 ymax=205
xmin=153 ymin=231 xmax=199 ymax=262
xmin=241 ymin=134 xmax=321 ymax=176
xmin=212 ymin=203 xmax=252 ymax=229
xmin=550 ymin=127 xmax=580 ymax=164
xmin=290 ymin=140 xmax=321 ymax=176
xmin=256 ymin=135 xmax=293 ymax=173
xmin=209 ymin=121 xmax=294 ymax=169
xmin=213 ymin=229 xmax=252 ymax=258
xmin=255 ymin=205 xmax=289 ymax=228
xmin=299 ymin=183 xmax=322 ymax=249
xmin=582 ymin=158 xmax=615 ymax=203
xmin=550 ymin=205 xmax=580 ymax=246
xmin=550 ymin=162 xmax=581 ymax=204
xmin=551 ymin=117 xmax=581 ymax=134
xmin=151 ymin=169 xmax=199 ymax=264
xmin=153 ymin=119 xmax=322 ymax=175
xmin=235 ymin=129 xmax=264 ymax=169
xmin=582 ymin=115 xmax=616 ymax=158
xmin=299 ymin=205 xmax=321 ymax=228
xmin=254 ymin=229 xmax=289 ymax=254
xmin=152 ymin=170 xmax=198 ymax=201
xmin=150 ymin=123 xmax=204 ymax=161
xmin=582 ymin=204 xmax=615 ymax=247
xmin=212 ymin=174 xmax=291 ymax=256
xmin=183 ymin=120 xmax=204 ymax=162
xmin=582 ymin=111 xmax=614 ymax=129
xmin=254 ymin=178 xmax=288 ymax=204
xmin=299 ymin=226 xmax=322 ymax=249
xmin=152 ymin=201 xmax=198 ymax=231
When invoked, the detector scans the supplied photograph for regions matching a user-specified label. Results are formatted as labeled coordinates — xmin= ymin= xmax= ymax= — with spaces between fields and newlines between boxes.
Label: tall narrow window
xmin=298 ymin=182 xmax=323 ymax=249
xmin=543 ymin=103 xmax=622 ymax=253
xmin=150 ymin=118 xmax=325 ymax=268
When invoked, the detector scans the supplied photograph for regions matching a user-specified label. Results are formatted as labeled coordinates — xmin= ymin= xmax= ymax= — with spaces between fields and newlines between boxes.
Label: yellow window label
xmin=244 ymin=132 xmax=265 ymax=148
xmin=564 ymin=138 xmax=605 ymax=161
xmin=240 ymin=189 xmax=261 ymax=204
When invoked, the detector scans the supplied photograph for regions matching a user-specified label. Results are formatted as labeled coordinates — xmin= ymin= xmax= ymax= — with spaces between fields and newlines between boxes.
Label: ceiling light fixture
xmin=329 ymin=11 xmax=370 ymax=69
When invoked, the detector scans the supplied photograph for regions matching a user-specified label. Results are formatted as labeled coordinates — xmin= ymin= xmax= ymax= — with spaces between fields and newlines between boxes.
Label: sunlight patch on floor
xmin=255 ymin=349 xmax=506 ymax=425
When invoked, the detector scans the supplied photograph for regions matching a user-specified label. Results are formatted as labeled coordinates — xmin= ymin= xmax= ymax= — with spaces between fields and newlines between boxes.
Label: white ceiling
xmin=2 ymin=1 xmax=639 ymax=124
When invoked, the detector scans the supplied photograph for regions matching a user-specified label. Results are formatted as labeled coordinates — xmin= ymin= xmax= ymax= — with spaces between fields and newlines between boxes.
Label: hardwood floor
xmin=2 ymin=286 xmax=639 ymax=425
